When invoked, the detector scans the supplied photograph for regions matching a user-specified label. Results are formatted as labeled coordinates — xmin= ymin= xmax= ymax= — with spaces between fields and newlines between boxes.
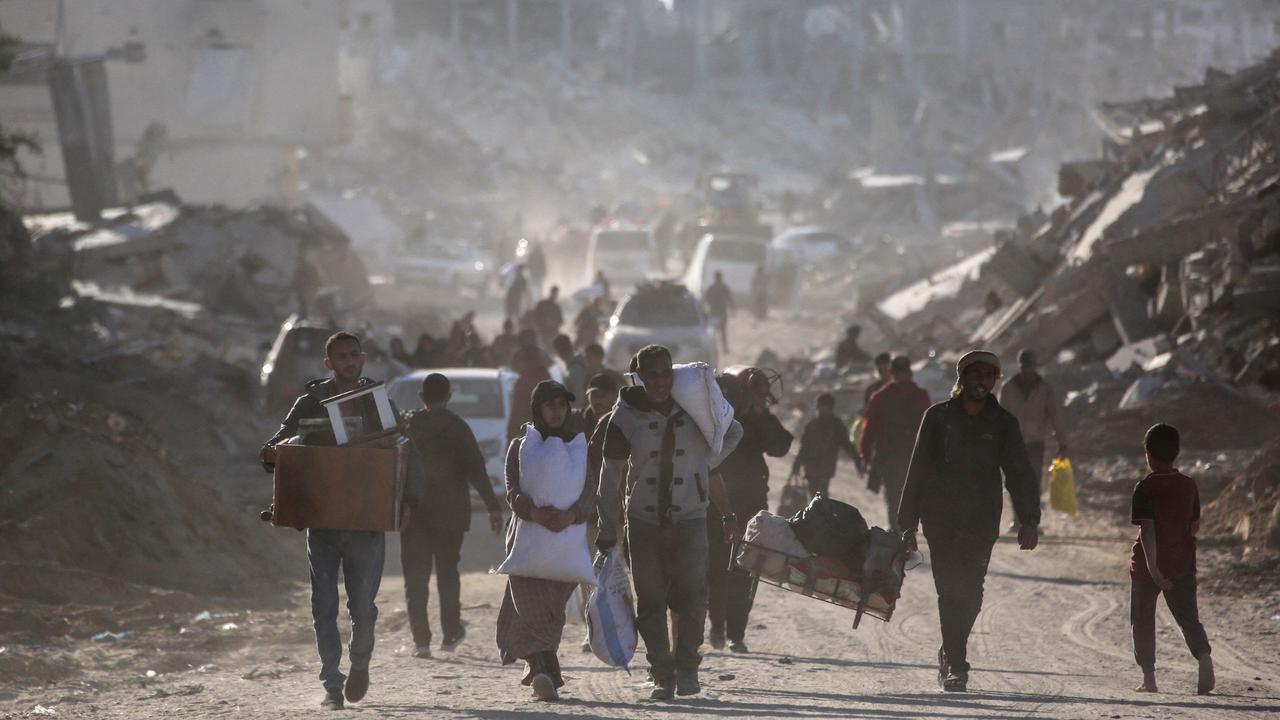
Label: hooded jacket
xmin=596 ymin=385 xmax=744 ymax=543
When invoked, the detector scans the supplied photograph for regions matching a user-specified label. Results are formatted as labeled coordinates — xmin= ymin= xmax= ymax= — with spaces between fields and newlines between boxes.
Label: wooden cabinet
xmin=272 ymin=440 xmax=407 ymax=532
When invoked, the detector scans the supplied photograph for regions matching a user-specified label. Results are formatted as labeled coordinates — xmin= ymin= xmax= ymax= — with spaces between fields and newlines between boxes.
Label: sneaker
xmin=413 ymin=643 xmax=432 ymax=659
xmin=580 ymin=638 xmax=592 ymax=653
xmin=708 ymin=627 xmax=725 ymax=650
xmin=344 ymin=667 xmax=370 ymax=703
xmin=441 ymin=626 xmax=466 ymax=652
xmin=320 ymin=689 xmax=344 ymax=710
xmin=531 ymin=673 xmax=559 ymax=701
xmin=727 ymin=638 xmax=748 ymax=654
xmin=676 ymin=669 xmax=701 ymax=696
xmin=649 ymin=679 xmax=675 ymax=701
xmin=942 ymin=672 xmax=967 ymax=692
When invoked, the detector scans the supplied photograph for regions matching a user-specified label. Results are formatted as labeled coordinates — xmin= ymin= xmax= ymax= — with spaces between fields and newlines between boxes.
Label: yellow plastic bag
xmin=1049 ymin=457 xmax=1077 ymax=516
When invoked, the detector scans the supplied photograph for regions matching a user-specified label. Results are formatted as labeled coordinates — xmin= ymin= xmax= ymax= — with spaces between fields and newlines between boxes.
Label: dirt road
xmin=5 ymin=446 xmax=1279 ymax=720
xmin=4 ymin=311 xmax=1278 ymax=720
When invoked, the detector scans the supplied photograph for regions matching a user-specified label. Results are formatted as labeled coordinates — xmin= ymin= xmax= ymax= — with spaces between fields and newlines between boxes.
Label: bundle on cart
xmin=732 ymin=494 xmax=909 ymax=628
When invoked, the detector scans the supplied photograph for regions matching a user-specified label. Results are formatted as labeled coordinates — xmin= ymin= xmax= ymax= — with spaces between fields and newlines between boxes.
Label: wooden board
xmin=272 ymin=442 xmax=405 ymax=532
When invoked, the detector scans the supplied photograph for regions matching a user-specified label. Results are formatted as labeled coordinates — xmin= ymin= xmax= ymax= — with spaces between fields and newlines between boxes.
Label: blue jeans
xmin=307 ymin=529 xmax=385 ymax=692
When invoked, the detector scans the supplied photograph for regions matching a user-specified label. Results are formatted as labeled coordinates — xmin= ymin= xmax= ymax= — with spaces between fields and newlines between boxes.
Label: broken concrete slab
xmin=1106 ymin=336 xmax=1173 ymax=375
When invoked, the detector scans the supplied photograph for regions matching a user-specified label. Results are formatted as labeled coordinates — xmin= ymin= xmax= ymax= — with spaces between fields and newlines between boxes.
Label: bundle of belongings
xmin=734 ymin=494 xmax=907 ymax=622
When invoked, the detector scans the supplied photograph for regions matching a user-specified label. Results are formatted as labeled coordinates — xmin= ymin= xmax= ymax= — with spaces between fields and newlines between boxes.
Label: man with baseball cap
xmin=897 ymin=350 xmax=1040 ymax=692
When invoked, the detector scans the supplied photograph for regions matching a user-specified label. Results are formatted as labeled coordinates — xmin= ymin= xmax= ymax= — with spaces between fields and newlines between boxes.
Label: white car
xmin=602 ymin=282 xmax=718 ymax=370
xmin=586 ymin=225 xmax=655 ymax=291
xmin=769 ymin=226 xmax=854 ymax=266
xmin=395 ymin=238 xmax=493 ymax=296
xmin=683 ymin=233 xmax=768 ymax=298
xmin=388 ymin=368 xmax=517 ymax=491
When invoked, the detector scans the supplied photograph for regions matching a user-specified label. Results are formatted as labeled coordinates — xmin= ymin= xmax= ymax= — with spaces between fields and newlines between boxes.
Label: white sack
xmin=738 ymin=510 xmax=811 ymax=580
xmin=587 ymin=545 xmax=637 ymax=671
xmin=634 ymin=362 xmax=734 ymax=456
xmin=495 ymin=429 xmax=596 ymax=585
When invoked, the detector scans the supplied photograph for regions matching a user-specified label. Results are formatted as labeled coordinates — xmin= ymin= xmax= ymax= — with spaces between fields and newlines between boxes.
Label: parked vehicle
xmin=396 ymin=238 xmax=493 ymax=297
xmin=387 ymin=368 xmax=518 ymax=489
xmin=769 ymin=226 xmax=855 ymax=266
xmin=601 ymin=282 xmax=718 ymax=370
xmin=259 ymin=314 xmax=335 ymax=414
xmin=585 ymin=225 xmax=655 ymax=290
xmin=683 ymin=232 xmax=769 ymax=298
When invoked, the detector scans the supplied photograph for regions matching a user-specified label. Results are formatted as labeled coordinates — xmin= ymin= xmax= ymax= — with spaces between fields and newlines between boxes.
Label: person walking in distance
xmin=791 ymin=393 xmax=859 ymax=497
xmin=707 ymin=369 xmax=792 ymax=653
xmin=859 ymin=355 xmax=931 ymax=532
xmin=897 ymin=350 xmax=1040 ymax=693
xmin=496 ymin=381 xmax=592 ymax=702
xmin=596 ymin=345 xmax=743 ymax=700
xmin=703 ymin=271 xmax=734 ymax=353
xmin=534 ymin=286 xmax=565 ymax=346
xmin=258 ymin=332 xmax=398 ymax=710
xmin=999 ymin=349 xmax=1068 ymax=530
xmin=505 ymin=265 xmax=530 ymax=322
xmin=836 ymin=325 xmax=871 ymax=373
xmin=861 ymin=352 xmax=892 ymax=410
xmin=1129 ymin=423 xmax=1214 ymax=695
xmin=402 ymin=373 xmax=504 ymax=659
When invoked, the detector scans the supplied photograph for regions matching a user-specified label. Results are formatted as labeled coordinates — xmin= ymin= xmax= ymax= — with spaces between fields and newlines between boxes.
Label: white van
xmin=683 ymin=233 xmax=768 ymax=298
xmin=586 ymin=226 xmax=654 ymax=290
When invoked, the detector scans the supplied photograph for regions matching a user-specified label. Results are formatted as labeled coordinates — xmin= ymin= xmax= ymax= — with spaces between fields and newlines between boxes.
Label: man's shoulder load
xmin=634 ymin=361 xmax=734 ymax=454
xmin=496 ymin=429 xmax=596 ymax=585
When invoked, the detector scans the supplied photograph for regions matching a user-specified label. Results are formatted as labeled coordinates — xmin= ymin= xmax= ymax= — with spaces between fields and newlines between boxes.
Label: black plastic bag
xmin=788 ymin=493 xmax=869 ymax=563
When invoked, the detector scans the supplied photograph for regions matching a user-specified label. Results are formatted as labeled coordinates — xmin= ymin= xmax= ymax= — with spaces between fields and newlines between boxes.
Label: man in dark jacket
xmin=898 ymin=350 xmax=1040 ymax=693
xmin=707 ymin=369 xmax=793 ymax=653
xmin=258 ymin=331 xmax=398 ymax=710
xmin=402 ymin=373 xmax=504 ymax=659
xmin=791 ymin=393 xmax=858 ymax=497
xmin=860 ymin=355 xmax=931 ymax=532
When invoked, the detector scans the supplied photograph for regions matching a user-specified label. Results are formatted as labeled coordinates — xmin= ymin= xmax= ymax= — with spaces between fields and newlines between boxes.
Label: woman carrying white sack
xmin=495 ymin=380 xmax=596 ymax=701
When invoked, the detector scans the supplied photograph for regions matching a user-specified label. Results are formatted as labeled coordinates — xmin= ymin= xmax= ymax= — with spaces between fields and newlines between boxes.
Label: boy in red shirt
xmin=1130 ymin=423 xmax=1214 ymax=695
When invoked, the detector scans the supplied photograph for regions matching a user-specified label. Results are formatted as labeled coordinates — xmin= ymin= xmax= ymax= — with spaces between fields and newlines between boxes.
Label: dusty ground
xmin=3 ymin=312 xmax=1279 ymax=720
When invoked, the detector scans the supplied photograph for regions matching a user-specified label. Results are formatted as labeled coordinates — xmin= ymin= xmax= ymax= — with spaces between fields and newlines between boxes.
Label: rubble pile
xmin=1203 ymin=438 xmax=1280 ymax=552
xmin=869 ymin=50 xmax=1280 ymax=554
xmin=25 ymin=196 xmax=373 ymax=323
xmin=0 ymin=223 xmax=303 ymax=628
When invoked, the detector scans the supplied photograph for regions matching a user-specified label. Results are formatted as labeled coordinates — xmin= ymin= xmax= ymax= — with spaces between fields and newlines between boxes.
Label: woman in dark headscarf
xmin=496 ymin=381 xmax=592 ymax=701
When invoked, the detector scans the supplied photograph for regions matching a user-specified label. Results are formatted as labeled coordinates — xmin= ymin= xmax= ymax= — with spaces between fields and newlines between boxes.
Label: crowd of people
xmin=259 ymin=324 xmax=1215 ymax=708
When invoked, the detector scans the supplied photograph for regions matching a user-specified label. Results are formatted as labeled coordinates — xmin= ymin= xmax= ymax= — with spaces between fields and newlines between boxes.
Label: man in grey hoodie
xmin=596 ymin=345 xmax=743 ymax=701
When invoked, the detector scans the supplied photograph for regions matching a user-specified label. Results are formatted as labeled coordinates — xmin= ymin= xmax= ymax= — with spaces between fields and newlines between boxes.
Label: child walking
xmin=790 ymin=393 xmax=859 ymax=497
xmin=1129 ymin=423 xmax=1214 ymax=695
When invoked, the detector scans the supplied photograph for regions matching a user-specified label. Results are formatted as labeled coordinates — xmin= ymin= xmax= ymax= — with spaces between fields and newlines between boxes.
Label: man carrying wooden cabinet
xmin=258 ymin=331 xmax=401 ymax=710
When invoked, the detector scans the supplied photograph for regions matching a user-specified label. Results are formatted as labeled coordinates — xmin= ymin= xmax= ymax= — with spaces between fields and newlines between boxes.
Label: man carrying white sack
xmin=596 ymin=345 xmax=743 ymax=700
xmin=495 ymin=380 xmax=595 ymax=702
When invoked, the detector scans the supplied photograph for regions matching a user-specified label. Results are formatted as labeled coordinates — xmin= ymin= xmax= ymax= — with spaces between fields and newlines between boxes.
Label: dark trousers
xmin=1015 ymin=441 xmax=1045 ymax=525
xmin=924 ymin=527 xmax=994 ymax=676
xmin=706 ymin=508 xmax=757 ymax=642
xmin=628 ymin=517 xmax=709 ymax=681
xmin=401 ymin=527 xmax=465 ymax=646
xmin=308 ymin=529 xmax=385 ymax=692
xmin=805 ymin=474 xmax=832 ymax=496
xmin=871 ymin=457 xmax=909 ymax=533
xmin=713 ymin=315 xmax=729 ymax=352
xmin=1131 ymin=570 xmax=1211 ymax=672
